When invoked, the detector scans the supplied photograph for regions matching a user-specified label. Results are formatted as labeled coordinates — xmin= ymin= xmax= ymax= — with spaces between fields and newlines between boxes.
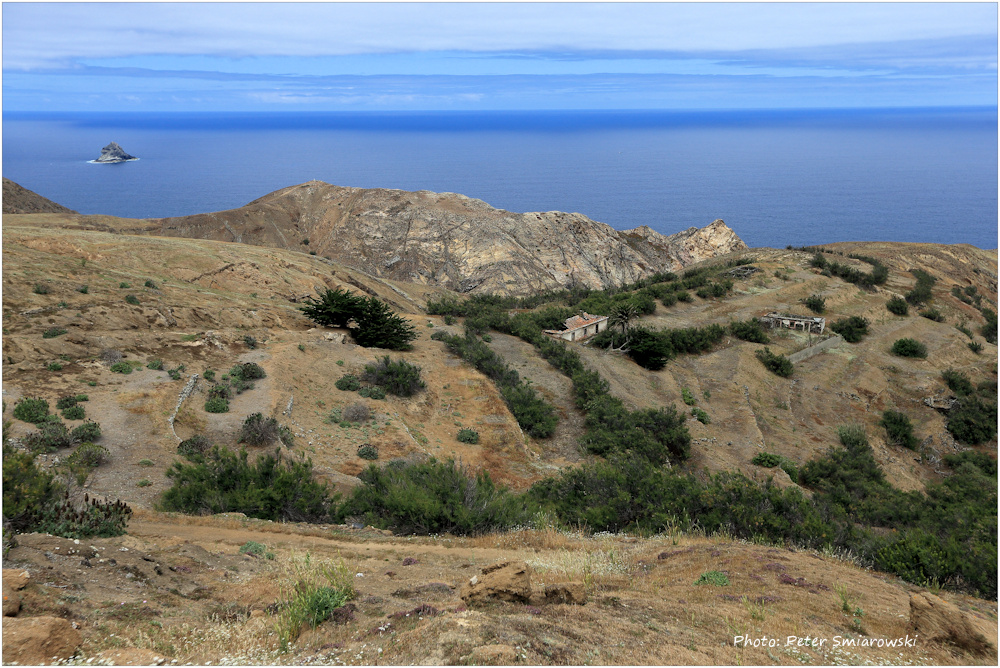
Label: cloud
xmin=3 ymin=2 xmax=996 ymax=69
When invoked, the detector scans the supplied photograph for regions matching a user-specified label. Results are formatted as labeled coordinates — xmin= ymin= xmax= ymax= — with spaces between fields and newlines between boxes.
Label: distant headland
xmin=91 ymin=142 xmax=138 ymax=164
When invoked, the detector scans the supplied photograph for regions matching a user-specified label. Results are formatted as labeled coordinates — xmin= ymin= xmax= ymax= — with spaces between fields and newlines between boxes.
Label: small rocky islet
xmin=92 ymin=141 xmax=137 ymax=163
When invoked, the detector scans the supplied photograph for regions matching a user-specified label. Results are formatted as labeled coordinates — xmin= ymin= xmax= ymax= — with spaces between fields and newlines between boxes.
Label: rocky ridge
xmin=2 ymin=178 xmax=77 ymax=215
xmin=79 ymin=180 xmax=747 ymax=296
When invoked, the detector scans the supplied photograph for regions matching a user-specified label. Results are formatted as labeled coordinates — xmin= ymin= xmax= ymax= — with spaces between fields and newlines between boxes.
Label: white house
xmin=544 ymin=312 xmax=609 ymax=342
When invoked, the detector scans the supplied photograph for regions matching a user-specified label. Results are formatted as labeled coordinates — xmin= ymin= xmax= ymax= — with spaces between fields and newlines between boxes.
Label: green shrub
xmin=676 ymin=290 xmax=692 ymax=302
xmin=339 ymin=458 xmax=530 ymax=535
xmin=71 ymin=421 xmax=102 ymax=443
xmin=13 ymin=397 xmax=50 ymax=424
xmin=361 ymin=356 xmax=425 ymax=397
xmin=137 ymin=479 xmax=152 ymax=487
xmin=204 ymin=396 xmax=229 ymax=413
xmin=231 ymin=362 xmax=266 ymax=381
xmin=969 ymin=341 xmax=983 ymax=354
xmin=55 ymin=396 xmax=78 ymax=410
xmin=66 ymin=442 xmax=110 ymax=471
xmin=74 ymin=394 xmax=88 ymax=402
xmin=830 ymin=316 xmax=869 ymax=343
xmin=694 ymin=571 xmax=730 ymax=586
xmin=240 ymin=541 xmax=267 ymax=556
xmin=752 ymin=452 xmax=782 ymax=468
xmin=146 ymin=359 xmax=164 ymax=370
xmin=891 ymin=338 xmax=927 ymax=358
xmin=357 ymin=386 xmax=386 ymax=400
xmin=42 ymin=327 xmax=67 ymax=339
xmin=803 ymin=295 xmax=826 ymax=314
xmin=119 ymin=282 xmax=131 ymax=289
xmin=239 ymin=413 xmax=281 ymax=446
xmin=243 ymin=335 xmax=257 ymax=349
xmin=167 ymin=368 xmax=182 ymax=381
xmin=941 ymin=369 xmax=974 ymax=396
xmin=755 ymin=347 xmax=793 ymax=377
xmin=61 ymin=404 xmax=85 ymax=420
xmin=335 ymin=375 xmax=361 ymax=392
xmin=144 ymin=279 xmax=157 ymax=289
xmin=138 ymin=459 xmax=154 ymax=467
xmin=886 ymin=296 xmax=909 ymax=316
xmin=681 ymin=388 xmax=696 ymax=406
xmin=125 ymin=294 xmax=140 ymax=305
xmin=203 ymin=369 xmax=216 ymax=382
xmin=729 ymin=319 xmax=770 ymax=344
xmin=178 ymin=435 xmax=212 ymax=460
xmin=76 ymin=285 xmax=89 ymax=294
xmin=919 ymin=308 xmax=945 ymax=323
xmin=24 ymin=421 xmax=74 ymax=453
xmin=905 ymin=269 xmax=936 ymax=305
xmin=456 ymin=428 xmax=480 ymax=444
xmin=46 ymin=362 xmax=63 ymax=372
xmin=690 ymin=407 xmax=710 ymax=424
xmin=880 ymin=410 xmax=918 ymax=449
xmin=110 ymin=361 xmax=133 ymax=374
xmin=980 ymin=308 xmax=997 ymax=344
xmin=207 ymin=383 xmax=233 ymax=401
xmin=946 ymin=397 xmax=997 ymax=445
xmin=357 ymin=444 xmax=379 ymax=461
xmin=33 ymin=283 xmax=51 ymax=295
xmin=160 ymin=447 xmax=337 ymax=522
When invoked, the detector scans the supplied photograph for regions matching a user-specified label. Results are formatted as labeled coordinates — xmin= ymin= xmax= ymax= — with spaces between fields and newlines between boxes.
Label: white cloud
xmin=3 ymin=2 xmax=996 ymax=69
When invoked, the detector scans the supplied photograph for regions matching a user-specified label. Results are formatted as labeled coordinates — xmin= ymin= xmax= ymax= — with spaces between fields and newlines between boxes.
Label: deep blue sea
xmin=2 ymin=109 xmax=997 ymax=249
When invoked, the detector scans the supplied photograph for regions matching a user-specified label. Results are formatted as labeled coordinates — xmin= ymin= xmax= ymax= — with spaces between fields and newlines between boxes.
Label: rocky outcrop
xmin=2 ymin=178 xmax=77 ymax=214
xmin=1 ymin=615 xmax=82 ymax=665
xmin=100 ymin=181 xmax=747 ymax=296
xmin=93 ymin=141 xmax=137 ymax=163
xmin=544 ymin=582 xmax=588 ymax=605
xmin=461 ymin=560 xmax=533 ymax=605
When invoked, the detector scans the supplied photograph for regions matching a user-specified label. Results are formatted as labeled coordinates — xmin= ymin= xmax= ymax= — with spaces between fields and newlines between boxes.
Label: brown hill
xmin=69 ymin=180 xmax=746 ymax=296
xmin=2 ymin=177 xmax=77 ymax=215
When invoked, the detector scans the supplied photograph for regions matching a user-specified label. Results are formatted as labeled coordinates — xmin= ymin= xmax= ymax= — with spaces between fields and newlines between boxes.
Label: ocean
xmin=2 ymin=108 xmax=996 ymax=249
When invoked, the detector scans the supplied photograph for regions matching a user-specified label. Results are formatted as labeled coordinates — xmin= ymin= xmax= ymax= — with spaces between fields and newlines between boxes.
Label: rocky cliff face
xmin=130 ymin=181 xmax=746 ymax=296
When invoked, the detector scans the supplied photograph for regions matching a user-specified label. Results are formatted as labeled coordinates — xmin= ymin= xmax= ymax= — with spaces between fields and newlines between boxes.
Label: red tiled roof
xmin=563 ymin=312 xmax=607 ymax=331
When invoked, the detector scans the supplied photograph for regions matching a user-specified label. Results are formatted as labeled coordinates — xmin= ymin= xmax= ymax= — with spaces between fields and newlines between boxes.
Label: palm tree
xmin=608 ymin=302 xmax=639 ymax=335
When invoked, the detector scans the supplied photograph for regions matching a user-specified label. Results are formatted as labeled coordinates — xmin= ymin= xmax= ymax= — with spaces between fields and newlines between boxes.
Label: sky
xmin=2 ymin=2 xmax=997 ymax=111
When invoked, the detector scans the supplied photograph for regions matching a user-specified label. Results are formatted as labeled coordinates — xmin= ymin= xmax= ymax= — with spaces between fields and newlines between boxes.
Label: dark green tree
xmin=352 ymin=297 xmax=418 ymax=350
xmin=299 ymin=288 xmax=365 ymax=328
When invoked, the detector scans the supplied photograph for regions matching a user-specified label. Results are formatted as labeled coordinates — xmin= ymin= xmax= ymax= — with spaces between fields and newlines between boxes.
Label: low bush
xmin=231 ymin=362 xmax=266 ymax=381
xmin=240 ymin=413 xmax=281 ymax=446
xmin=729 ymin=319 xmax=770 ymax=343
xmin=204 ymin=396 xmax=229 ymax=413
xmin=755 ymin=347 xmax=794 ymax=377
xmin=335 ymin=375 xmax=361 ymax=392
xmin=891 ymin=338 xmax=927 ymax=358
xmin=681 ymin=388 xmax=696 ymax=406
xmin=343 ymin=403 xmax=370 ymax=423
xmin=207 ymin=383 xmax=233 ymax=401
xmin=47 ymin=362 xmax=63 ymax=372
xmin=886 ymin=296 xmax=909 ymax=316
xmin=969 ymin=341 xmax=983 ymax=354
xmin=339 ymin=458 xmax=530 ymax=535
xmin=456 ymin=428 xmax=480 ymax=444
xmin=203 ymin=369 xmax=216 ymax=382
xmin=33 ymin=283 xmax=51 ymax=295
xmin=146 ymin=359 xmax=164 ymax=370
xmin=110 ymin=361 xmax=133 ymax=374
xmin=160 ymin=447 xmax=337 ymax=522
xmin=144 ymin=279 xmax=158 ymax=289
xmin=243 ymin=335 xmax=257 ymax=349
xmin=752 ymin=452 xmax=782 ymax=467
xmin=71 ymin=421 xmax=102 ymax=443
xmin=880 ymin=410 xmax=918 ymax=449
xmin=24 ymin=421 xmax=74 ymax=453
xmin=357 ymin=444 xmax=379 ymax=461
xmin=77 ymin=285 xmax=88 ymax=294
xmin=358 ymin=386 xmax=386 ymax=400
xmin=830 ymin=316 xmax=869 ymax=343
xmin=42 ymin=327 xmax=67 ymax=339
xmin=905 ymin=269 xmax=936 ymax=305
xmin=125 ymin=294 xmax=140 ymax=305
xmin=178 ymin=435 xmax=212 ymax=460
xmin=361 ymin=356 xmax=425 ymax=397
xmin=690 ymin=407 xmax=710 ymax=424
xmin=946 ymin=397 xmax=997 ymax=445
xmin=13 ymin=397 xmax=50 ymax=424
xmin=66 ymin=442 xmax=110 ymax=472
xmin=61 ymin=404 xmax=85 ymax=420
xmin=55 ymin=396 xmax=78 ymax=410
xmin=804 ymin=295 xmax=826 ymax=314
xmin=941 ymin=369 xmax=974 ymax=396
xmin=919 ymin=308 xmax=945 ymax=323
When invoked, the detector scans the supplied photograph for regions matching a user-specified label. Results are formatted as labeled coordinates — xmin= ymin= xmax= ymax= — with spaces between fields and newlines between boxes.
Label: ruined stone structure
xmin=544 ymin=312 xmax=609 ymax=342
xmin=759 ymin=312 xmax=826 ymax=334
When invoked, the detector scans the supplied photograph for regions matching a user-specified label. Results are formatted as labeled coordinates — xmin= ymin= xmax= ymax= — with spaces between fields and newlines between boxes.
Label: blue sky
xmin=2 ymin=2 xmax=996 ymax=111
